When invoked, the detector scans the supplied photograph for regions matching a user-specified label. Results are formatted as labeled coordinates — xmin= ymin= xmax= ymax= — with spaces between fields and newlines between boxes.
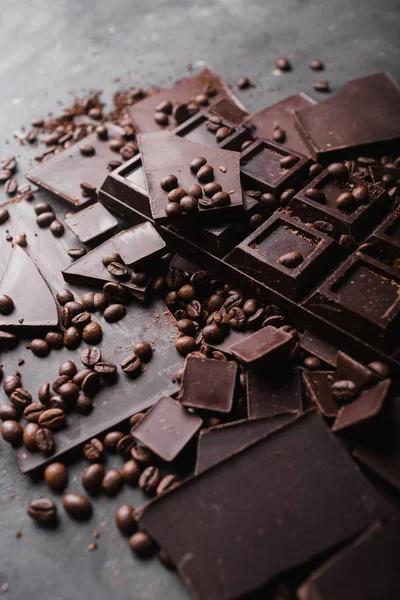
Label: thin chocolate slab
xmin=139 ymin=411 xmax=394 ymax=600
xmin=25 ymin=124 xmax=124 ymax=208
xmin=297 ymin=331 xmax=338 ymax=367
xmin=64 ymin=202 xmax=118 ymax=246
xmin=179 ymin=355 xmax=238 ymax=413
xmin=226 ymin=212 xmax=338 ymax=300
xmin=298 ymin=521 xmax=400 ymax=600
xmin=230 ymin=325 xmax=292 ymax=368
xmin=195 ymin=413 xmax=295 ymax=473
xmin=336 ymin=351 xmax=378 ymax=390
xmin=125 ymin=67 xmax=246 ymax=133
xmin=131 ymin=395 xmax=202 ymax=462
xmin=331 ymin=379 xmax=391 ymax=432
xmin=110 ymin=221 xmax=166 ymax=267
xmin=138 ymin=131 xmax=244 ymax=225
xmin=243 ymin=93 xmax=316 ymax=156
xmin=0 ymin=244 xmax=58 ymax=330
xmin=246 ymin=368 xmax=302 ymax=418
xmin=294 ymin=73 xmax=400 ymax=161
xmin=302 ymin=371 xmax=339 ymax=418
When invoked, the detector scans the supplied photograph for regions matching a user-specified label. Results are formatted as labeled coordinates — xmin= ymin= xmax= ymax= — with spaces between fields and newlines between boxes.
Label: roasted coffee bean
xmin=236 ymin=75 xmax=252 ymax=89
xmin=197 ymin=164 xmax=214 ymax=183
xmin=368 ymin=361 xmax=390 ymax=378
xmin=58 ymin=382 xmax=79 ymax=403
xmin=303 ymin=356 xmax=323 ymax=370
xmin=166 ymin=268 xmax=184 ymax=290
xmin=38 ymin=408 xmax=65 ymax=430
xmin=130 ymin=445 xmax=153 ymax=466
xmin=206 ymin=312 xmax=229 ymax=330
xmin=63 ymin=493 xmax=92 ymax=520
xmin=139 ymin=466 xmax=161 ymax=495
xmin=201 ymin=323 xmax=224 ymax=344
xmin=68 ymin=247 xmax=87 ymax=260
xmin=93 ymin=292 xmax=108 ymax=311
xmin=94 ymin=361 xmax=117 ymax=379
xmin=103 ymin=304 xmax=126 ymax=323
xmin=272 ymin=127 xmax=286 ymax=143
xmin=277 ymin=251 xmax=304 ymax=268
xmin=121 ymin=459 xmax=141 ymax=486
xmin=203 ymin=182 xmax=221 ymax=198
xmin=29 ymin=338 xmax=50 ymax=357
xmin=177 ymin=284 xmax=196 ymax=303
xmin=313 ymin=80 xmax=330 ymax=92
xmin=71 ymin=311 xmax=92 ymax=329
xmin=186 ymin=183 xmax=202 ymax=199
xmin=310 ymin=59 xmax=325 ymax=71
xmin=275 ymin=56 xmax=291 ymax=71
xmin=154 ymin=111 xmax=169 ymax=126
xmin=107 ymin=261 xmax=129 ymax=280
xmin=215 ymin=126 xmax=232 ymax=142
xmin=160 ymin=174 xmax=178 ymax=192
xmin=352 ymin=185 xmax=370 ymax=205
xmin=109 ymin=138 xmax=124 ymax=152
xmin=128 ymin=531 xmax=156 ymax=557
xmin=45 ymin=331 xmax=64 ymax=350
xmin=129 ymin=413 xmax=146 ymax=429
xmin=23 ymin=422 xmax=39 ymax=450
xmin=81 ymin=292 xmax=96 ymax=311
xmin=180 ymin=195 xmax=198 ymax=212
xmin=83 ymin=438 xmax=104 ymax=462
xmin=81 ymin=347 xmax=101 ymax=367
xmin=131 ymin=271 xmax=148 ymax=287
xmin=35 ymin=427 xmax=55 ymax=454
xmin=156 ymin=100 xmax=173 ymax=114
xmin=242 ymin=298 xmax=258 ymax=315
xmin=0 ymin=403 xmax=19 ymax=421
xmin=81 ymin=371 xmax=101 ymax=397
xmin=309 ymin=163 xmax=324 ymax=178
xmin=116 ymin=504 xmax=137 ymax=535
xmin=338 ymin=234 xmax=357 ymax=252
xmin=0 ymin=208 xmax=10 ymax=224
xmin=82 ymin=322 xmax=103 ymax=344
xmin=10 ymin=388 xmax=32 ymax=411
xmin=173 ymin=103 xmax=189 ymax=124
xmin=52 ymin=376 xmax=70 ymax=394
xmin=207 ymin=294 xmax=225 ymax=313
xmin=327 ymin=162 xmax=349 ymax=180
xmin=50 ymin=220 xmax=64 ymax=237
xmin=80 ymin=144 xmax=95 ymax=157
xmin=121 ymin=354 xmax=142 ymax=375
xmin=62 ymin=301 xmax=84 ymax=327
xmin=1 ymin=420 xmax=23 ymax=445
xmin=28 ymin=498 xmax=57 ymax=525
xmin=24 ymin=402 xmax=45 ymax=423
xmin=48 ymin=396 xmax=69 ymax=412
xmin=167 ymin=187 xmax=187 ymax=203
xmin=103 ymin=282 xmax=129 ymax=304
xmin=305 ymin=188 xmax=327 ymax=204
xmin=56 ymin=289 xmax=74 ymax=306
xmin=175 ymin=335 xmax=197 ymax=356
xmin=82 ymin=463 xmax=105 ymax=495
xmin=116 ymin=434 xmax=135 ymax=457
xmin=80 ymin=181 xmax=97 ymax=196
xmin=228 ymin=307 xmax=246 ymax=329
xmin=103 ymin=430 xmax=124 ymax=453
xmin=248 ymin=213 xmax=265 ymax=231
xmin=36 ymin=212 xmax=56 ymax=228
xmin=0 ymin=294 xmax=14 ymax=315
xmin=177 ymin=318 xmax=197 ymax=336
xmin=0 ymin=168 xmax=11 ymax=183
xmin=95 ymin=124 xmax=108 ymax=140
xmin=44 ymin=462 xmax=68 ymax=491
xmin=331 ymin=380 xmax=358 ymax=404
xmin=247 ymin=307 xmax=265 ymax=328
xmin=59 ymin=360 xmax=77 ymax=378
xmin=279 ymin=188 xmax=296 ymax=206
xmin=164 ymin=291 xmax=178 ymax=310
xmin=156 ymin=474 xmax=179 ymax=495
xmin=280 ymin=155 xmax=299 ymax=169
xmin=72 ymin=369 xmax=92 ymax=387
xmin=165 ymin=202 xmax=182 ymax=217
xmin=0 ymin=330 xmax=18 ymax=349
xmin=335 ymin=192 xmax=355 ymax=212
xmin=102 ymin=469 xmax=124 ymax=496
xmin=222 ymin=293 xmax=242 ymax=312
xmin=262 ymin=314 xmax=286 ymax=328
xmin=186 ymin=300 xmax=202 ymax=319
xmin=4 ymin=178 xmax=17 ymax=195
xmin=133 ymin=341 xmax=153 ymax=362
xmin=11 ymin=234 xmax=27 ymax=248
xmin=211 ymin=191 xmax=231 ymax=207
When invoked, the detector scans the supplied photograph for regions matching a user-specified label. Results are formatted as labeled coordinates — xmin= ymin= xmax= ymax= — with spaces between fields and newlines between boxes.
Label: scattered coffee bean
xmin=28 ymin=498 xmax=57 ymax=525
xmin=102 ymin=253 xmax=123 ymax=268
xmin=0 ymin=404 xmax=19 ymax=422
xmin=130 ymin=445 xmax=153 ymax=466
xmin=116 ymin=504 xmax=137 ymax=535
xmin=23 ymin=422 xmax=39 ymax=450
xmin=35 ymin=427 xmax=55 ymax=454
xmin=186 ymin=183 xmax=203 ymax=199
xmin=52 ymin=375 xmax=70 ymax=394
xmin=303 ymin=356 xmax=323 ymax=370
xmin=103 ymin=430 xmax=125 ymax=453
xmin=103 ymin=304 xmax=126 ymax=323
xmin=23 ymin=403 xmax=45 ymax=423
xmin=59 ymin=360 xmax=77 ymax=378
xmin=156 ymin=100 xmax=173 ymax=114
xmin=116 ymin=434 xmax=136 ymax=457
xmin=279 ymin=188 xmax=296 ymax=206
xmin=80 ymin=181 xmax=97 ymax=196
xmin=83 ymin=438 xmax=104 ymax=462
xmin=38 ymin=408 xmax=65 ymax=430
xmin=1 ymin=420 xmax=23 ymax=446
xmin=352 ymin=185 xmax=370 ymax=205
xmin=81 ymin=347 xmax=101 ymax=367
xmin=29 ymin=338 xmax=50 ymax=357
xmin=331 ymin=380 xmax=358 ymax=404
xmin=313 ymin=80 xmax=330 ymax=92
xmin=82 ymin=321 xmax=103 ymax=344
xmin=93 ymin=362 xmax=117 ymax=379
xmin=237 ymin=76 xmax=252 ymax=89
xmin=0 ymin=208 xmax=10 ymax=225
xmin=45 ymin=331 xmax=64 ymax=350
xmin=272 ymin=127 xmax=286 ymax=143
xmin=165 ymin=202 xmax=182 ymax=217
xmin=128 ymin=531 xmax=156 ymax=557
xmin=63 ymin=493 xmax=92 ymax=520
xmin=277 ymin=251 xmax=304 ymax=268
xmin=4 ymin=178 xmax=17 ymax=195
xmin=0 ymin=294 xmax=14 ymax=315
xmin=327 ymin=162 xmax=349 ymax=180
xmin=180 ymin=195 xmax=198 ymax=212
xmin=197 ymin=164 xmax=214 ymax=183
xmin=107 ymin=261 xmax=129 ymax=280
xmin=102 ymin=469 xmax=124 ymax=496
xmin=156 ymin=474 xmax=179 ymax=495
xmin=3 ymin=374 xmax=21 ymax=396
xmin=202 ymin=324 xmax=225 ymax=344
xmin=75 ymin=392 xmax=94 ymax=415
xmin=72 ymin=369 xmax=92 ymax=387
xmin=80 ymin=144 xmax=95 ymax=157
xmin=44 ymin=463 xmax=67 ymax=491
xmin=175 ymin=335 xmax=197 ymax=356
xmin=58 ymin=382 xmax=79 ymax=403
xmin=160 ymin=174 xmax=178 ymax=192
xmin=280 ymin=154 xmax=299 ymax=169
xmin=122 ymin=459 xmax=141 ymax=486
xmin=0 ymin=168 xmax=12 ymax=183
xmin=120 ymin=354 xmax=142 ymax=376
xmin=129 ymin=413 xmax=146 ymax=429
xmin=50 ymin=220 xmax=64 ymax=237
xmin=10 ymin=388 xmax=32 ymax=411
xmin=82 ymin=463 xmax=105 ymax=495
xmin=167 ymin=187 xmax=187 ymax=203
xmin=56 ymin=289 xmax=74 ymax=306
xmin=38 ymin=383 xmax=51 ymax=405
xmin=310 ymin=59 xmax=325 ymax=71
xmin=68 ymin=247 xmax=87 ymax=260
xmin=62 ymin=301 xmax=84 ymax=327
xmin=335 ymin=192 xmax=355 ymax=212
xmin=309 ymin=163 xmax=324 ymax=177
xmin=103 ymin=282 xmax=129 ymax=305
xmin=275 ymin=57 xmax=291 ymax=71
xmin=81 ymin=371 xmax=101 ymax=397
xmin=93 ymin=292 xmax=108 ymax=311
xmin=0 ymin=330 xmax=18 ymax=349
xmin=139 ymin=466 xmax=161 ymax=495
xmin=36 ymin=212 xmax=56 ymax=228
xmin=154 ymin=111 xmax=169 ymax=126
xmin=305 ymin=188 xmax=327 ymax=204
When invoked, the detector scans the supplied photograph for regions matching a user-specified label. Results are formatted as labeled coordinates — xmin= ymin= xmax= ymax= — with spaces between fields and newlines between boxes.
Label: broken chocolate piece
xmin=331 ymin=379 xmax=391 ymax=432
xmin=247 ymin=368 xmax=302 ymax=418
xmin=64 ymin=202 xmax=118 ymax=246
xmin=336 ymin=351 xmax=378 ymax=390
xmin=110 ymin=221 xmax=166 ymax=267
xmin=230 ymin=326 xmax=292 ymax=369
xmin=302 ymin=371 xmax=340 ymax=418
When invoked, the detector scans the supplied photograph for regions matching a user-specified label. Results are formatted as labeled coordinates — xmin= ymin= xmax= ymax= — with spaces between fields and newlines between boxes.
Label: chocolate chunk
xmin=247 ymin=368 xmax=302 ymax=418
xmin=302 ymin=371 xmax=340 ymax=418
xmin=179 ymin=356 xmax=237 ymax=413
xmin=336 ymin=351 xmax=378 ymax=390
xmin=331 ymin=379 xmax=391 ymax=432
xmin=230 ymin=326 xmax=292 ymax=369
xmin=64 ymin=203 xmax=118 ymax=246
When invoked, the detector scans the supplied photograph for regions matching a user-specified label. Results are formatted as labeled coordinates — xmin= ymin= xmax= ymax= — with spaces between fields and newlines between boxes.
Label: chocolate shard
xmin=294 ymin=73 xmax=400 ymax=161
xmin=179 ymin=355 xmax=238 ymax=413
xmin=298 ymin=520 xmax=400 ymax=600
xmin=0 ymin=245 xmax=58 ymax=330
xmin=195 ymin=412 xmax=295 ymax=473
xmin=111 ymin=221 xmax=166 ymax=267
xmin=336 ymin=351 xmax=378 ymax=390
xmin=209 ymin=97 xmax=249 ymax=125
xmin=131 ymin=395 xmax=202 ymax=462
xmin=139 ymin=411 xmax=394 ymax=600
xmin=64 ymin=202 xmax=118 ymax=246
xmin=302 ymin=371 xmax=339 ymax=418
xmin=246 ymin=368 xmax=303 ymax=418
xmin=331 ymin=379 xmax=391 ymax=432
xmin=297 ymin=331 xmax=338 ymax=367
xmin=230 ymin=325 xmax=293 ymax=369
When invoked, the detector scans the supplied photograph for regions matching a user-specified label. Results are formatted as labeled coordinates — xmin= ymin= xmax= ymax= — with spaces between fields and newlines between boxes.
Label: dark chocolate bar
xmin=64 ymin=202 xmax=118 ymax=246
xmin=246 ymin=367 xmax=303 ymax=418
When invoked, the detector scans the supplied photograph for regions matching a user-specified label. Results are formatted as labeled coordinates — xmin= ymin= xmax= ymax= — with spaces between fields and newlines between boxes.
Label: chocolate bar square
xmin=64 ymin=202 xmax=118 ymax=246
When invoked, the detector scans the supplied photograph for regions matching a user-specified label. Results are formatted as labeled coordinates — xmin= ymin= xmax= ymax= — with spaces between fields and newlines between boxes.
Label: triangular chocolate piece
xmin=0 ymin=245 xmax=58 ymax=329
xmin=302 ymin=371 xmax=340 ymax=418
xmin=332 ymin=379 xmax=391 ymax=432
xmin=139 ymin=131 xmax=243 ymax=225
xmin=336 ymin=351 xmax=378 ymax=390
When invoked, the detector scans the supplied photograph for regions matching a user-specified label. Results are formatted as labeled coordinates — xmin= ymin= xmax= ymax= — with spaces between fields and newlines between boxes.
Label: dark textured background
xmin=1 ymin=1 xmax=400 ymax=598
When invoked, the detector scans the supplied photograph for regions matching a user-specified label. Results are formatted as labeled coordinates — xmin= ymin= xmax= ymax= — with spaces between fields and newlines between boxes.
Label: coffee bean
xmin=63 ymin=493 xmax=92 ymax=520
xmin=50 ymin=220 xmax=64 ymax=237
xmin=186 ymin=300 xmax=202 ymax=320
xmin=277 ymin=251 xmax=304 ymax=268
xmin=211 ymin=191 xmax=231 ymax=207
xmin=4 ymin=178 xmax=17 ymax=195
xmin=0 ymin=330 xmax=18 ymax=350
xmin=279 ymin=188 xmax=296 ymax=206
xmin=81 ymin=371 xmax=101 ymax=397
xmin=275 ymin=57 xmax=291 ymax=71
xmin=56 ymin=289 xmax=74 ymax=306
xmin=166 ymin=269 xmax=184 ymax=290
xmin=129 ymin=413 xmax=146 ymax=429
xmin=102 ymin=469 xmax=124 ymax=496
xmin=154 ymin=111 xmax=169 ymax=126
xmin=48 ymin=395 xmax=69 ymax=412
xmin=0 ymin=294 xmax=14 ymax=315
xmin=93 ymin=292 xmax=108 ymax=311
xmin=71 ymin=311 xmax=92 ymax=329
xmin=165 ymin=202 xmax=182 ymax=217
xmin=160 ymin=174 xmax=178 ymax=192
xmin=237 ymin=75 xmax=252 ymax=89
xmin=80 ymin=181 xmax=97 ymax=196
xmin=81 ymin=347 xmax=101 ymax=367
xmin=62 ymin=301 xmax=84 ymax=327
xmin=130 ymin=271 xmax=148 ymax=287
xmin=103 ymin=430 xmax=124 ymax=453
xmin=186 ymin=183 xmax=203 ymax=199
xmin=331 ymin=380 xmax=358 ymax=404
xmin=175 ymin=335 xmax=197 ymax=356
xmin=206 ymin=312 xmax=229 ymax=330
xmin=45 ymin=331 xmax=64 ymax=349
xmin=327 ymin=162 xmax=349 ymax=180
xmin=10 ymin=388 xmax=32 ymax=411
xmin=242 ymin=298 xmax=258 ymax=315
xmin=203 ymin=182 xmax=222 ymax=198
xmin=352 ymin=185 xmax=370 ymax=205
xmin=1 ymin=420 xmax=23 ymax=446
xmin=303 ymin=356 xmax=323 ymax=370
xmin=215 ymin=126 xmax=232 ymax=142
xmin=139 ymin=466 xmax=161 ymax=495
xmin=81 ymin=292 xmax=95 ymax=312
xmin=82 ymin=322 xmax=103 ymax=344
xmin=228 ymin=307 xmax=246 ymax=329
xmin=107 ymin=261 xmax=129 ymax=280
xmin=71 ymin=369 xmax=91 ymax=387
xmin=280 ymin=155 xmax=299 ymax=169
xmin=335 ymin=192 xmax=356 ymax=212
xmin=197 ymin=164 xmax=214 ymax=183
xmin=156 ymin=474 xmax=179 ymax=495
xmin=103 ymin=304 xmax=126 ymax=323
xmin=84 ymin=438 xmax=104 ymax=462
xmin=201 ymin=324 xmax=224 ymax=344
xmin=58 ymin=382 xmax=79 ymax=403
xmin=116 ymin=504 xmax=137 ymax=535
xmin=0 ymin=403 xmax=19 ymax=421
xmin=93 ymin=361 xmax=117 ymax=379
xmin=247 ymin=307 xmax=265 ymax=329
xmin=117 ymin=434 xmax=136 ymax=458
xmin=23 ymin=402 xmax=45 ymax=423
xmin=156 ymin=100 xmax=173 ymax=114
xmin=28 ymin=338 xmax=50 ymax=357
xmin=68 ymin=247 xmax=87 ymax=260
xmin=0 ymin=169 xmax=11 ymax=183
xmin=38 ymin=408 xmax=65 ymax=430
xmin=12 ymin=234 xmax=27 ymax=248
xmin=313 ymin=80 xmax=330 ymax=92
xmin=80 ymin=144 xmax=95 ymax=157
xmin=23 ymin=422 xmax=39 ymax=450
xmin=121 ymin=354 xmax=142 ymax=376
xmin=35 ymin=427 xmax=55 ymax=454
xmin=44 ymin=463 xmax=67 ymax=491
xmin=95 ymin=124 xmax=108 ymax=140
xmin=131 ymin=342 xmax=152 ymax=364
xmin=222 ymin=293 xmax=242 ymax=311
xmin=367 ymin=361 xmax=390 ymax=379
xmin=173 ymin=103 xmax=189 ymax=124
xmin=272 ymin=127 xmax=286 ymax=143
xmin=305 ymin=188 xmax=327 ymax=204
xmin=310 ymin=59 xmax=325 ymax=71
xmin=52 ymin=376 xmax=70 ymax=394
xmin=0 ymin=208 xmax=10 ymax=225
xmin=122 ymin=459 xmax=141 ymax=486
xmin=130 ymin=445 xmax=153 ymax=466
xmin=103 ymin=282 xmax=129 ymax=304
xmin=59 ymin=360 xmax=77 ymax=379
xmin=308 ymin=164 xmax=323 ymax=179
xmin=167 ymin=187 xmax=187 ymax=203
xmin=180 ymin=195 xmax=198 ymax=212
xmin=36 ymin=212 xmax=56 ymax=228
xmin=82 ymin=463 xmax=105 ymax=495
xmin=176 ymin=318 xmax=197 ymax=336
xmin=28 ymin=498 xmax=57 ymax=525
xmin=128 ymin=531 xmax=156 ymax=557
